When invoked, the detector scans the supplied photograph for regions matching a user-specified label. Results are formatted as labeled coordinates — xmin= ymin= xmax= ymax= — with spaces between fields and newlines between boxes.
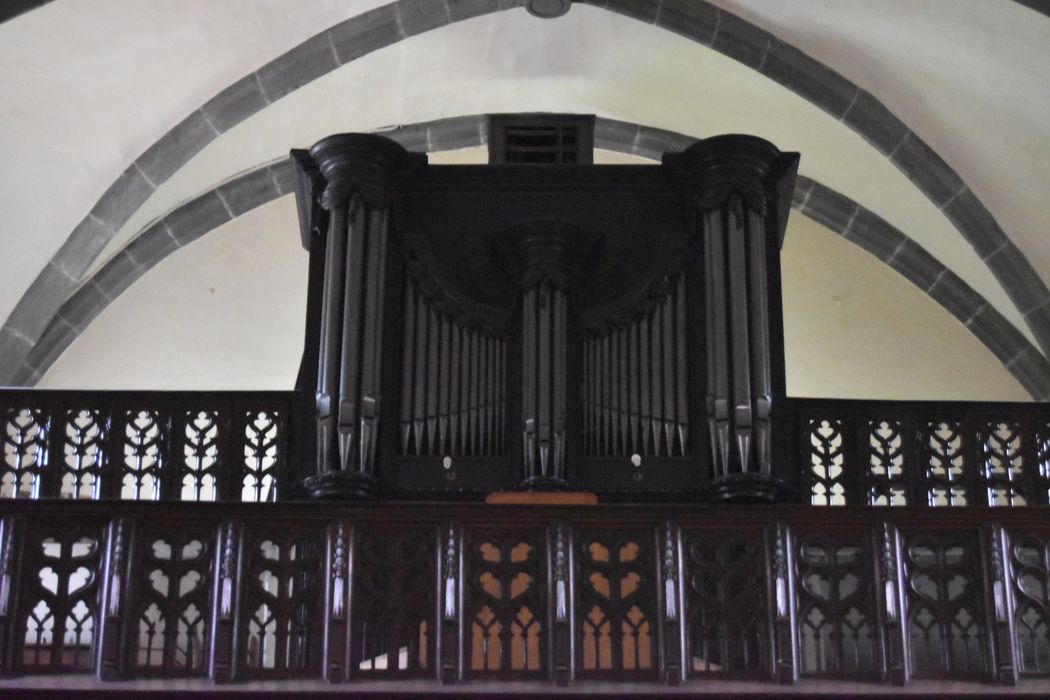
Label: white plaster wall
xmin=782 ymin=212 xmax=1027 ymax=401
xmin=0 ymin=0 xmax=388 ymax=321
xmin=2 ymin=1 xmax=1045 ymax=346
xmin=90 ymin=4 xmax=1030 ymax=343
xmin=40 ymin=196 xmax=308 ymax=390
xmin=708 ymin=0 xmax=1050 ymax=275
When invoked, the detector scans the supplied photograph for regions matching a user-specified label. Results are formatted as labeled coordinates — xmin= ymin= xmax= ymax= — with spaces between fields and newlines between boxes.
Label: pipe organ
xmin=291 ymin=129 xmax=799 ymax=501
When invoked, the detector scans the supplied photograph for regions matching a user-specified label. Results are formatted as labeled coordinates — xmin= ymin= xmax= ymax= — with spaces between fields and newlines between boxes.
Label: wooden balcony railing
xmin=3 ymin=389 xmax=1050 ymax=691
xmin=793 ymin=399 xmax=1050 ymax=507
xmin=0 ymin=500 xmax=1049 ymax=688
xmin=4 ymin=390 xmax=1050 ymax=507
xmin=0 ymin=390 xmax=298 ymax=503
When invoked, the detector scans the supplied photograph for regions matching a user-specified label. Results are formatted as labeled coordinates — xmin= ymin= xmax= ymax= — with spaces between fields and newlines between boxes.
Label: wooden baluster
xmin=769 ymin=522 xmax=797 ymax=684
xmin=550 ymin=521 xmax=572 ymax=686
xmin=877 ymin=522 xmax=908 ymax=685
xmin=984 ymin=524 xmax=1018 ymax=685
xmin=0 ymin=515 xmax=23 ymax=677
xmin=324 ymin=520 xmax=351 ymax=682
xmin=659 ymin=522 xmax=683 ymax=686
xmin=160 ymin=406 xmax=182 ymax=502
xmin=218 ymin=404 xmax=242 ymax=502
xmin=98 ymin=517 xmax=131 ymax=679
xmin=101 ymin=401 xmax=125 ymax=501
xmin=42 ymin=405 xmax=65 ymax=498
xmin=211 ymin=521 xmax=241 ymax=683
xmin=439 ymin=522 xmax=460 ymax=684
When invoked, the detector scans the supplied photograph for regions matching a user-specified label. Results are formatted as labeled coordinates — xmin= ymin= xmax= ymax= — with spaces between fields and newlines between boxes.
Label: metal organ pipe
xmin=399 ymin=277 xmax=506 ymax=458
xmin=581 ymin=281 xmax=689 ymax=459
xmin=702 ymin=193 xmax=773 ymax=480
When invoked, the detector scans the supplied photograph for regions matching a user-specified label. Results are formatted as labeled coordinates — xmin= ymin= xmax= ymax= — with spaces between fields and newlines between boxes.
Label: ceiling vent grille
xmin=488 ymin=114 xmax=594 ymax=164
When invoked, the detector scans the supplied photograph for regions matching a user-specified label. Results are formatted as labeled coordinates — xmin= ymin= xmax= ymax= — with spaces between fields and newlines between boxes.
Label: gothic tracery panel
xmin=684 ymin=528 xmax=769 ymax=678
xmin=805 ymin=418 xmax=846 ymax=506
xmin=795 ymin=534 xmax=877 ymax=678
xmin=903 ymin=532 xmax=986 ymax=678
xmin=922 ymin=420 xmax=972 ymax=506
xmin=978 ymin=421 xmax=1026 ymax=506
xmin=464 ymin=528 xmax=546 ymax=676
xmin=1010 ymin=533 xmax=1050 ymax=676
xmin=239 ymin=527 xmax=322 ymax=676
xmin=178 ymin=411 xmax=219 ymax=502
xmin=864 ymin=419 xmax=908 ymax=506
xmin=240 ymin=410 xmax=283 ymax=502
xmin=121 ymin=409 xmax=164 ymax=501
xmin=351 ymin=526 xmax=436 ymax=677
xmin=127 ymin=527 xmax=212 ymax=676
xmin=576 ymin=530 xmax=657 ymax=678
xmin=2 ymin=407 xmax=49 ymax=499
xmin=18 ymin=523 xmax=103 ymax=672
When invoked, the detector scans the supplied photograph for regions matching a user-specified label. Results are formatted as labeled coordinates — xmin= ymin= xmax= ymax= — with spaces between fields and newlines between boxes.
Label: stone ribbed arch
xmin=17 ymin=115 xmax=1050 ymax=400
xmin=2 ymin=0 xmax=1047 ymax=384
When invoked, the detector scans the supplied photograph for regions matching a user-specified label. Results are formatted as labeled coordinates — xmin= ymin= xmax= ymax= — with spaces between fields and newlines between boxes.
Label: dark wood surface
xmin=0 ymin=499 xmax=1049 ymax=689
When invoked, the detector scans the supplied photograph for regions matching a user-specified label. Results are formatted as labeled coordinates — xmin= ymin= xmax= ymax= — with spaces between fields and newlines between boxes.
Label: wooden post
xmin=439 ymin=522 xmax=460 ymax=684
xmin=97 ymin=517 xmax=130 ymax=679
xmin=323 ymin=520 xmax=350 ymax=682
xmin=984 ymin=524 xmax=1018 ymax=685
xmin=549 ymin=521 xmax=572 ymax=686
xmin=659 ymin=521 xmax=684 ymax=686
xmin=877 ymin=522 xmax=908 ymax=685
xmin=0 ymin=516 xmax=23 ymax=677
xmin=769 ymin=522 xmax=797 ymax=683
xmin=210 ymin=520 xmax=241 ymax=683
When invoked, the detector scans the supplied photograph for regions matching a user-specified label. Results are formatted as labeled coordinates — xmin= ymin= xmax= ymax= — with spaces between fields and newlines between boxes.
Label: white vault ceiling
xmin=0 ymin=0 xmax=1047 ymax=400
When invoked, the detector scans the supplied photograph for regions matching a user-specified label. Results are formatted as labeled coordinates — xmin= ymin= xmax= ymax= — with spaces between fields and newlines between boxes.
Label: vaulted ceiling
xmin=1 ymin=0 xmax=1048 ymax=400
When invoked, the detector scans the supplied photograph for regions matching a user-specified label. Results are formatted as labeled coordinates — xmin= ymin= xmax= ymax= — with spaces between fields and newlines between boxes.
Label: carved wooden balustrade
xmin=3 ymin=389 xmax=1050 ymax=691
xmin=6 ymin=391 xmax=1050 ymax=507
xmin=1 ymin=500 xmax=1050 ymax=688
xmin=793 ymin=398 xmax=1050 ymax=508
xmin=0 ymin=390 xmax=297 ymax=503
